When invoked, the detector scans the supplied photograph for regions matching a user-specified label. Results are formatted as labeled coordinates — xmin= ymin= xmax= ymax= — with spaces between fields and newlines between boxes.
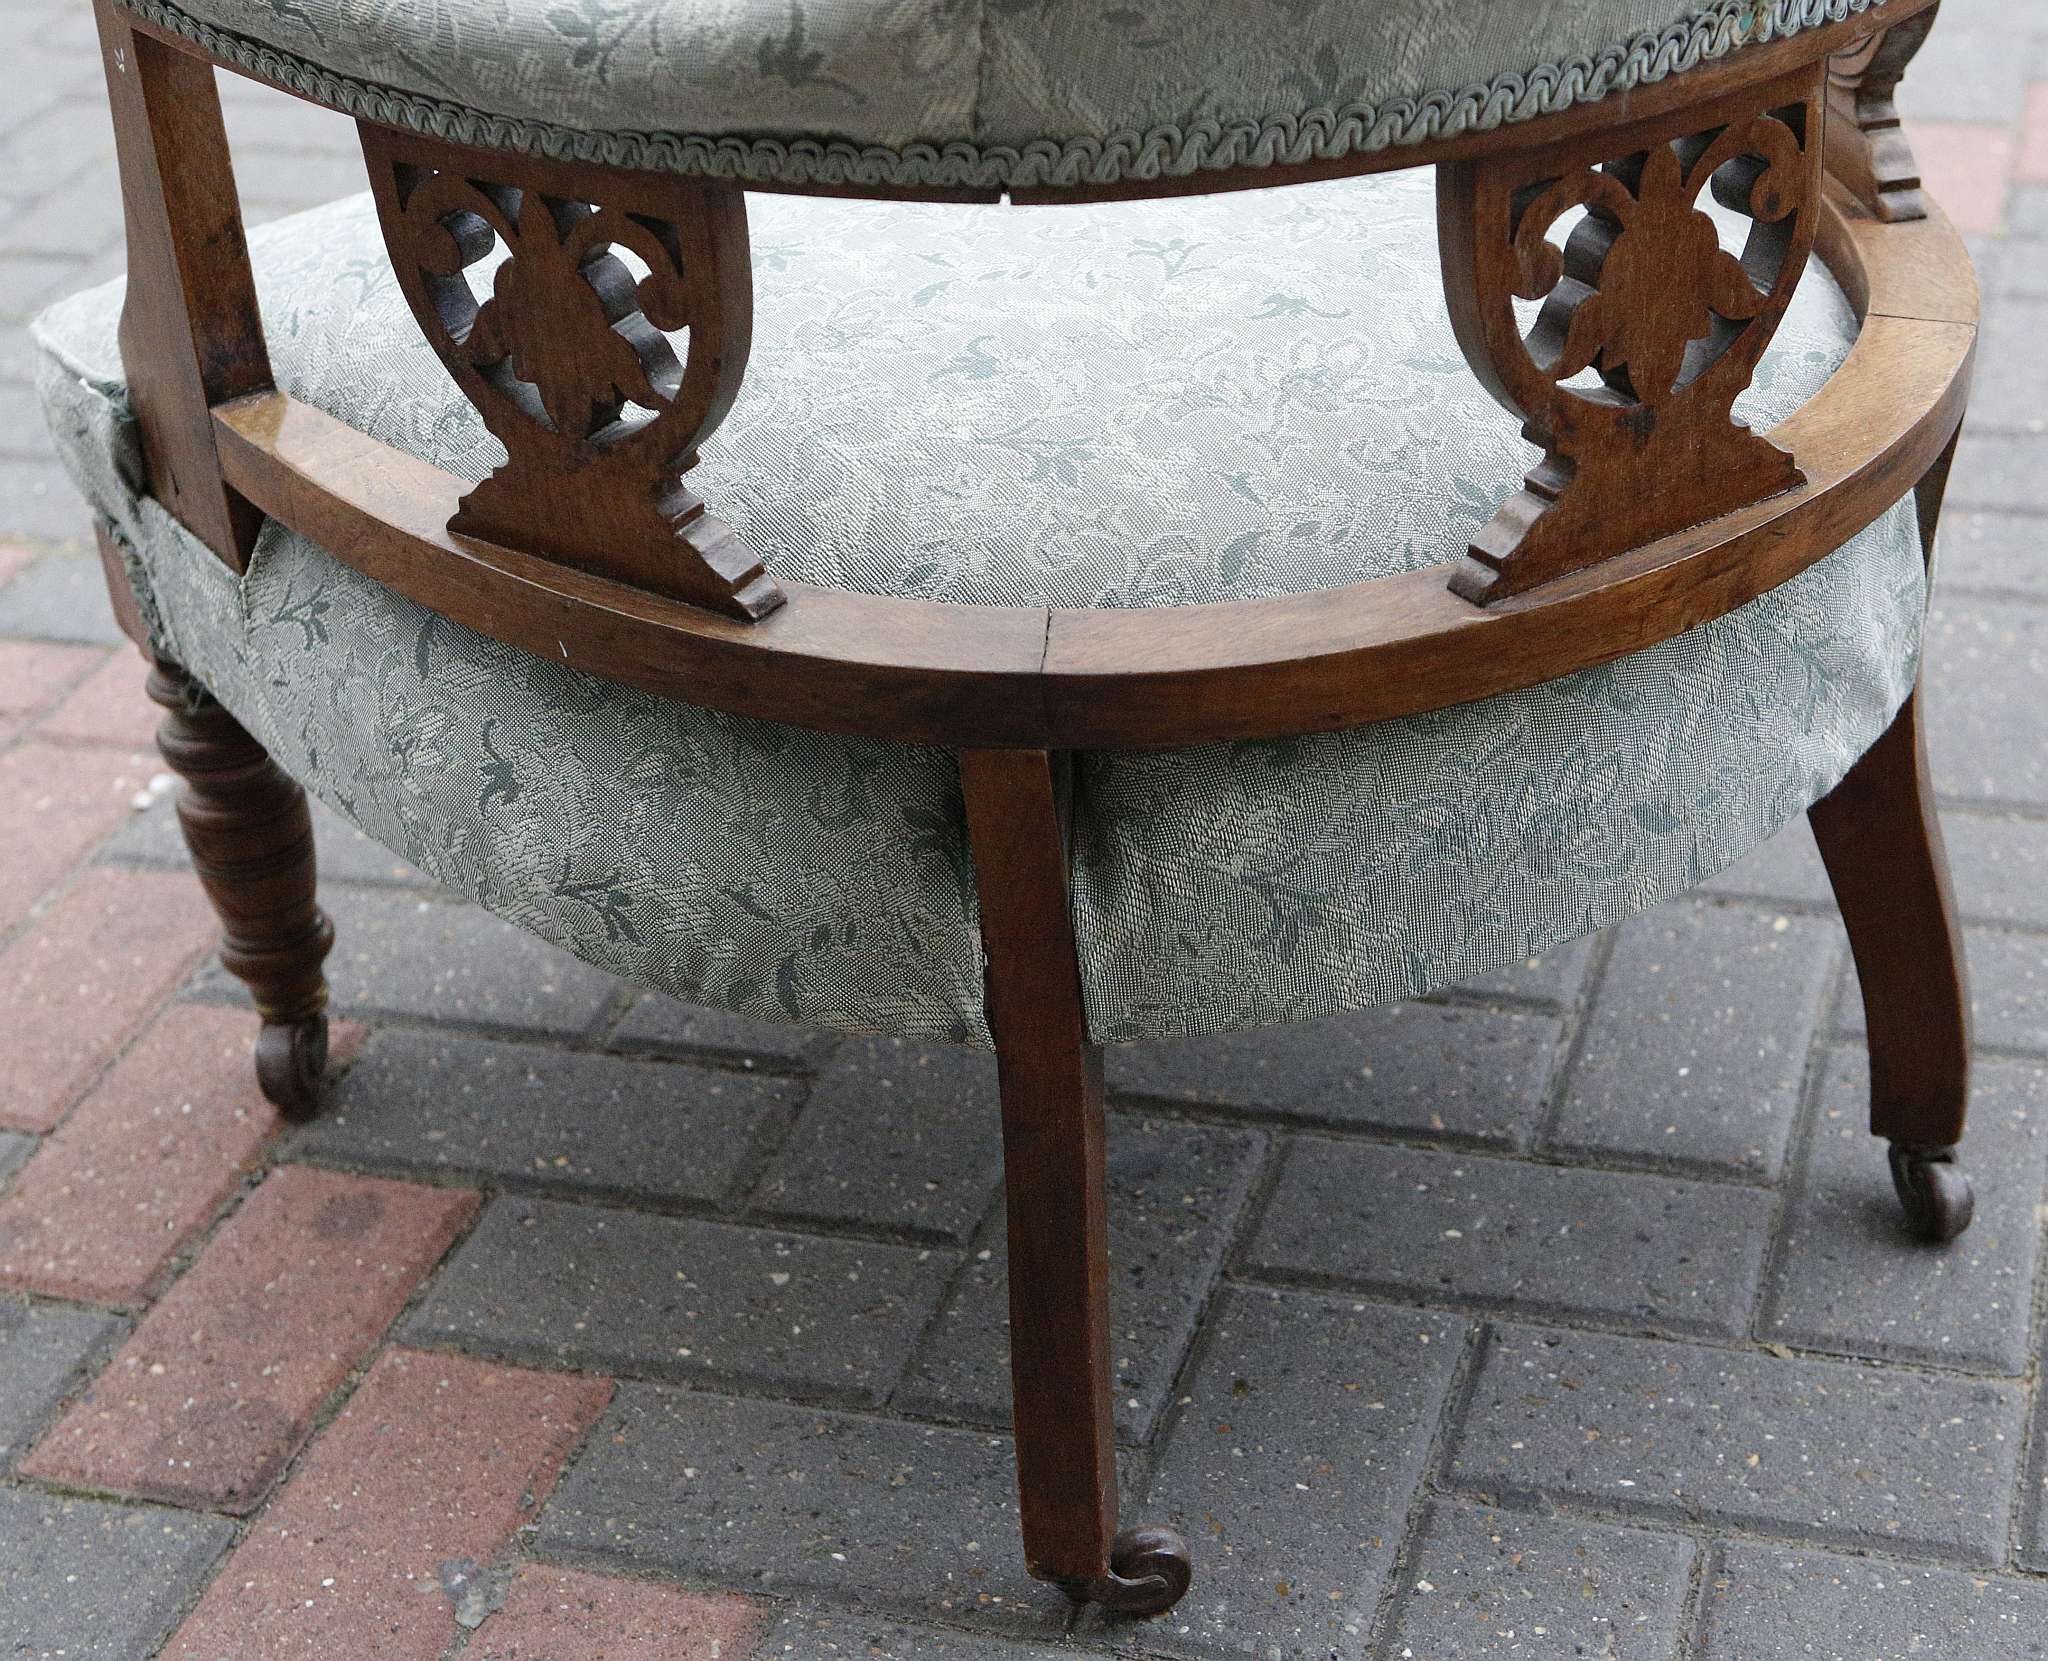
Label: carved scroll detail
xmin=359 ymin=126 xmax=781 ymax=621
xmin=1436 ymin=66 xmax=1825 ymax=605
xmin=1827 ymin=3 xmax=1940 ymax=223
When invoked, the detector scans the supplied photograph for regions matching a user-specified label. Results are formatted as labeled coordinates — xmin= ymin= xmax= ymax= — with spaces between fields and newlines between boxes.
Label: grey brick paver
xmin=0 ymin=386 xmax=51 ymax=459
xmin=217 ymin=90 xmax=359 ymax=159
xmin=1245 ymin=1138 xmax=1773 ymax=1337
xmin=1969 ymin=299 xmax=2048 ymax=431
xmin=0 ymin=1486 xmax=233 ymax=1659
xmin=0 ymin=96 xmax=111 ymax=188
xmin=1896 ymin=22 xmax=2031 ymax=123
xmin=1978 ymin=241 xmax=2048 ymax=302
xmin=1695 ymin=1540 xmax=2048 ymax=1659
xmin=0 ymin=65 xmax=85 ymax=134
xmin=5 ymin=162 xmax=120 ymax=259
xmin=404 ymin=1195 xmax=955 ymax=1406
xmin=296 ymin=1028 xmax=800 ymax=1204
xmin=1700 ymin=822 xmax=1834 ymax=907
xmin=898 ymin=1116 xmax=1263 ymax=1442
xmin=0 ymin=1130 xmax=29 ymax=1184
xmin=0 ymin=550 xmax=122 ymax=642
xmin=1943 ymin=509 xmax=2048 ymax=597
xmin=1380 ymin=1502 xmax=1694 ymax=1661
xmin=1450 ymin=1324 xmax=2025 ymax=1564
xmin=1129 ymin=1290 xmax=1467 ymax=1660
xmin=538 ymin=1383 xmax=1070 ymax=1636
xmin=1547 ymin=899 xmax=1838 ymax=1177
xmin=612 ymin=990 xmax=831 ymax=1067
xmin=1926 ymin=599 xmax=2048 ymax=807
xmin=195 ymin=885 xmax=621 ymax=1039
xmin=2017 ymin=1356 xmax=2048 ymax=1569
xmin=1762 ymin=1050 xmax=2048 ymax=1372
xmin=1950 ymin=433 xmax=2048 ymax=513
xmin=0 ymin=1298 xmax=122 ymax=1464
xmin=103 ymin=788 xmax=428 ymax=886
xmin=0 ymin=321 xmax=36 ymax=382
xmin=756 ymin=1610 xmax=1089 ymax=1659
xmin=1442 ymin=936 xmax=1597 ymax=1007
xmin=1945 ymin=813 xmax=2048 ymax=926
xmin=1836 ymin=926 xmax=2048 ymax=1053
xmin=0 ymin=254 xmax=89 ymax=324
xmin=1107 ymin=1004 xmax=1562 ymax=1149
xmin=752 ymin=1036 xmax=1001 ymax=1244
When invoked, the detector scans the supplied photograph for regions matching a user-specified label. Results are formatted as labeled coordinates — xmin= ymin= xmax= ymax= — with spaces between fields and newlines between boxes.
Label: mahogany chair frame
xmin=85 ymin=0 xmax=1975 ymax=1618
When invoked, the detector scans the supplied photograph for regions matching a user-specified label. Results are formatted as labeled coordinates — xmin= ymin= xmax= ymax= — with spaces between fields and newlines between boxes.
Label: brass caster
xmin=1059 ymin=1526 xmax=1193 ymax=1618
xmin=255 ymin=1014 xmax=329 ymax=1121
xmin=1888 ymin=1141 xmax=1974 ymax=1244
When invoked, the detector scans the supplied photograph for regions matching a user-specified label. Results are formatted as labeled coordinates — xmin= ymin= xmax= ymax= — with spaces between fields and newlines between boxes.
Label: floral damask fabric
xmin=118 ymin=0 xmax=1899 ymax=189
xmin=33 ymin=174 xmax=1922 ymax=1045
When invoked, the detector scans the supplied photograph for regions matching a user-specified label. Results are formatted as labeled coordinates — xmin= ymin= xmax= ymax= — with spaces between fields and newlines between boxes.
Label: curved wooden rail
xmin=211 ymin=181 xmax=1974 ymax=751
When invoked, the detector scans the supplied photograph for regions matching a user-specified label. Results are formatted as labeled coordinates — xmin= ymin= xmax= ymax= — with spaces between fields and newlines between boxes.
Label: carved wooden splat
xmin=1826 ymin=4 xmax=1940 ymax=223
xmin=1436 ymin=64 xmax=1825 ymax=605
xmin=358 ymin=125 xmax=782 ymax=621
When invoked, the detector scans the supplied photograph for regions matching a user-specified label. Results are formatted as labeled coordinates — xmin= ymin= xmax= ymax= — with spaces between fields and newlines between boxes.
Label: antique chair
xmin=36 ymin=0 xmax=1978 ymax=1619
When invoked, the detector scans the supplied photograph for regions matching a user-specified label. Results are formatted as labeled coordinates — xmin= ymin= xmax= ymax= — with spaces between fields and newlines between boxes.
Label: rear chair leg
xmin=959 ymin=747 xmax=1191 ymax=1619
xmin=147 ymin=656 xmax=335 ymax=1119
xmin=1809 ymin=689 xmax=1972 ymax=1242
xmin=1806 ymin=434 xmax=1972 ymax=1244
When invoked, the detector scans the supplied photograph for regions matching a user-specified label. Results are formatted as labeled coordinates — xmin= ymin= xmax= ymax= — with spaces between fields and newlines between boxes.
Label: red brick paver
xmin=24 ymin=1164 xmax=476 ymax=1512
xmin=0 ymin=640 xmax=100 ymax=719
xmin=1913 ymin=121 xmax=2019 ymax=235
xmin=2017 ymin=82 xmax=2048 ymax=182
xmin=165 ymin=1348 xmax=612 ymax=1660
xmin=38 ymin=645 xmax=160 ymax=749
xmin=0 ymin=1007 xmax=284 ymax=1302
xmin=0 ymin=866 xmax=217 ymax=1132
xmin=0 ymin=740 xmax=159 ymax=936
xmin=0 ymin=545 xmax=32 ymax=589
xmin=469 ymin=1565 xmax=766 ymax=1660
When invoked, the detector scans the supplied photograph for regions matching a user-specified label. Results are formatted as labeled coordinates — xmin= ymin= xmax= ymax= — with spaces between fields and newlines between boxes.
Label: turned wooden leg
xmin=959 ymin=748 xmax=1191 ymax=1619
xmin=147 ymin=656 xmax=335 ymax=1119
xmin=1807 ymin=434 xmax=1972 ymax=1243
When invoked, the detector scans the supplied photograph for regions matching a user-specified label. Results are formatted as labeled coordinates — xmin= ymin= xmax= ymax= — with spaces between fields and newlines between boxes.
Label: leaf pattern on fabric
xmin=32 ymin=172 xmax=1921 ymax=1047
xmin=113 ymin=0 xmax=1897 ymax=189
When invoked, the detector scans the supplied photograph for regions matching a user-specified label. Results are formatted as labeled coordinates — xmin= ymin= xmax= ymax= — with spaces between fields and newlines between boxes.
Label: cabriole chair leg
xmin=1808 ymin=685 xmax=1973 ymax=1243
xmin=147 ymin=656 xmax=336 ymax=1119
xmin=960 ymin=747 xmax=1193 ymax=1618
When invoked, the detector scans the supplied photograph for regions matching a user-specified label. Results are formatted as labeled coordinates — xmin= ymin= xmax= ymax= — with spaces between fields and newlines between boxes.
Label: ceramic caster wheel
xmin=255 ymin=1014 xmax=329 ymax=1121
xmin=1888 ymin=1141 xmax=1974 ymax=1243
xmin=1061 ymin=1525 xmax=1193 ymax=1617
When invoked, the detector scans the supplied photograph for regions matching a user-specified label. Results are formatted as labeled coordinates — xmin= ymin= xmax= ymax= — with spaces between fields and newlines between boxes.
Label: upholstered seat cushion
xmin=34 ymin=173 xmax=1921 ymax=1046
xmin=121 ymin=0 xmax=1900 ymax=191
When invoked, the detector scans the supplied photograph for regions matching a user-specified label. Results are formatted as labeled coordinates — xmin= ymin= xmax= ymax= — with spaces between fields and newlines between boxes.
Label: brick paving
xmin=0 ymin=1007 xmax=285 ymax=1304
xmin=24 ymin=1165 xmax=477 ymax=1513
xmin=0 ymin=4 xmax=2045 ymax=1659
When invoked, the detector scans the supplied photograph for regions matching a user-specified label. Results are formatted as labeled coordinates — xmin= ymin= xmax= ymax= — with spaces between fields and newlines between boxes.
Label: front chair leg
xmin=147 ymin=656 xmax=336 ymax=1119
xmin=1808 ymin=685 xmax=1973 ymax=1242
xmin=959 ymin=747 xmax=1191 ymax=1619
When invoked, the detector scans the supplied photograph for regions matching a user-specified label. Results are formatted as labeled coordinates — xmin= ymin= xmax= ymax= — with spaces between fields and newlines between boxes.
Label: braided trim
xmin=113 ymin=0 xmax=1891 ymax=190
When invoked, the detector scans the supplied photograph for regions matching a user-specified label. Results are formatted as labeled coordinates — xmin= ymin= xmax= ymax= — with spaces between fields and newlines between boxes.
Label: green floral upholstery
xmin=33 ymin=174 xmax=1922 ymax=1046
xmin=118 ymin=0 xmax=1901 ymax=191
